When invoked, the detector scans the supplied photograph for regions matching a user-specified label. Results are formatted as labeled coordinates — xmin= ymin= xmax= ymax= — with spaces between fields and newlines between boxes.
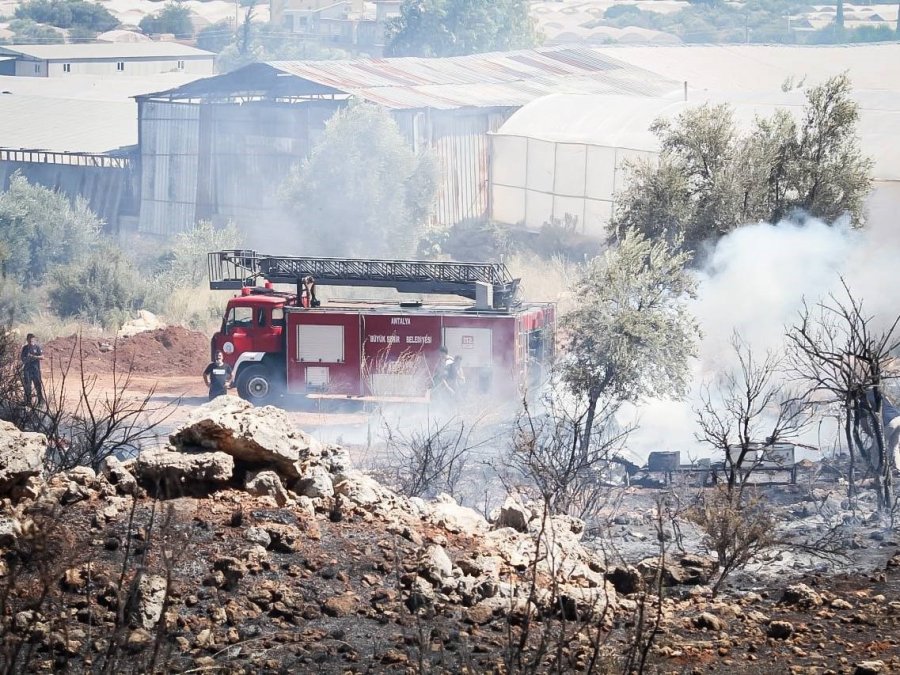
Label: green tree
xmin=8 ymin=18 xmax=65 ymax=44
xmin=0 ymin=174 xmax=100 ymax=289
xmin=139 ymin=2 xmax=194 ymax=38
xmin=14 ymin=0 xmax=118 ymax=31
xmin=280 ymin=102 xmax=439 ymax=258
xmin=560 ymin=228 xmax=699 ymax=451
xmin=386 ymin=0 xmax=537 ymax=57
xmin=612 ymin=75 xmax=872 ymax=256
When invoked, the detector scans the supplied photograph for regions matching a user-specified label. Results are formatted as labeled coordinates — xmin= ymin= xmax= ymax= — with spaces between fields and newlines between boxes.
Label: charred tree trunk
xmin=843 ymin=403 xmax=856 ymax=501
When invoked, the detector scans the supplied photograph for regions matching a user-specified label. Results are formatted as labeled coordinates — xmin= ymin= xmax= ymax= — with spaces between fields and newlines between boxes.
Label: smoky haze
xmin=622 ymin=212 xmax=900 ymax=461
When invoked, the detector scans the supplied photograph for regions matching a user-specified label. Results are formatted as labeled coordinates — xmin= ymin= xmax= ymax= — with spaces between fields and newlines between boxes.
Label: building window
xmin=33 ymin=64 xmax=40 ymax=74
xmin=63 ymin=63 xmax=71 ymax=73
xmin=177 ymin=60 xmax=184 ymax=70
xmin=116 ymin=61 xmax=125 ymax=71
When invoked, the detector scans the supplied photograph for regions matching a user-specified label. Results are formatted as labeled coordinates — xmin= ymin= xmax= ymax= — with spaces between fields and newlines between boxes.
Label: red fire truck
xmin=207 ymin=251 xmax=555 ymax=405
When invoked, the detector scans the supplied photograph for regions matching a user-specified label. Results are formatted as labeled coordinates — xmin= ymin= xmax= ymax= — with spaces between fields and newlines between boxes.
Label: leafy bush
xmin=8 ymin=18 xmax=64 ymax=43
xmin=48 ymin=246 xmax=145 ymax=329
xmin=0 ymin=279 xmax=40 ymax=324
xmin=139 ymin=3 xmax=193 ymax=38
xmin=14 ymin=0 xmax=118 ymax=31
xmin=0 ymin=174 xmax=100 ymax=288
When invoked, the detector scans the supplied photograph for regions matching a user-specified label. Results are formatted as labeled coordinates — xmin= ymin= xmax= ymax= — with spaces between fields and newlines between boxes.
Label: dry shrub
xmin=685 ymin=487 xmax=776 ymax=595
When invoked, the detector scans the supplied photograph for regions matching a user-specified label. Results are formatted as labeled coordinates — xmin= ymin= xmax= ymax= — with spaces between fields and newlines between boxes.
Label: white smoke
xmin=623 ymin=213 xmax=900 ymax=460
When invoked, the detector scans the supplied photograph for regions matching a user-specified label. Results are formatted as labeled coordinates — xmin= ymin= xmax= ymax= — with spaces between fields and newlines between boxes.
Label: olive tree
xmin=280 ymin=102 xmax=438 ymax=258
xmin=560 ymin=227 xmax=699 ymax=453
xmin=612 ymin=75 xmax=873 ymax=256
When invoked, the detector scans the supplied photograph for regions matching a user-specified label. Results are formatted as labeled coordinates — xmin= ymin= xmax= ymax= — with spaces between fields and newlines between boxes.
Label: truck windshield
xmin=224 ymin=306 xmax=253 ymax=333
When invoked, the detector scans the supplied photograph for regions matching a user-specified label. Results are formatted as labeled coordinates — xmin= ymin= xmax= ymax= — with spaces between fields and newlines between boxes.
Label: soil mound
xmin=44 ymin=327 xmax=210 ymax=377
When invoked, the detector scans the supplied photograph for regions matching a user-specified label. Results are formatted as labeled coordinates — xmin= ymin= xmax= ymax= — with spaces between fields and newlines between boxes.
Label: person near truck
xmin=20 ymin=333 xmax=44 ymax=406
xmin=203 ymin=351 xmax=233 ymax=400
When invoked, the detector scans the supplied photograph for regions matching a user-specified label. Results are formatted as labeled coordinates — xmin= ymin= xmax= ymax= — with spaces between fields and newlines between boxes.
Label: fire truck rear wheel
xmin=237 ymin=365 xmax=280 ymax=404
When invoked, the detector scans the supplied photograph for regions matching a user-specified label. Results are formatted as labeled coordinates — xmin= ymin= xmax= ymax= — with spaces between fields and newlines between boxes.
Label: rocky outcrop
xmin=0 ymin=421 xmax=46 ymax=495
xmin=170 ymin=398 xmax=324 ymax=479
xmin=136 ymin=450 xmax=234 ymax=485
xmin=637 ymin=553 xmax=718 ymax=587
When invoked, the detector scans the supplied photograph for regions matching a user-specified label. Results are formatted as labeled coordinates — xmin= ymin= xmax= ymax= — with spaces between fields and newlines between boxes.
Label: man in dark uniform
xmin=202 ymin=351 xmax=233 ymax=400
xmin=21 ymin=333 xmax=44 ymax=405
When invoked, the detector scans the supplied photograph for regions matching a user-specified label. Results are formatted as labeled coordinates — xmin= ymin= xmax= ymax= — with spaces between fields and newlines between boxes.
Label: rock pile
xmin=74 ymin=398 xmax=617 ymax=623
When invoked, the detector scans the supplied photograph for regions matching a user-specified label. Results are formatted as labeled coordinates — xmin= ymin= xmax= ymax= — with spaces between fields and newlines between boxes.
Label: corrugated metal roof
xmin=0 ymin=72 xmax=205 ymax=101
xmin=0 ymin=95 xmax=135 ymax=153
xmin=265 ymin=46 xmax=679 ymax=109
xmin=0 ymin=43 xmax=214 ymax=61
xmin=143 ymin=46 xmax=680 ymax=110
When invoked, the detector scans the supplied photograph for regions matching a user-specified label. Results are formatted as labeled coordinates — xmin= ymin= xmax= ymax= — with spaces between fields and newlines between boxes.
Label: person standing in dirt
xmin=20 ymin=333 xmax=44 ymax=405
xmin=203 ymin=351 xmax=233 ymax=400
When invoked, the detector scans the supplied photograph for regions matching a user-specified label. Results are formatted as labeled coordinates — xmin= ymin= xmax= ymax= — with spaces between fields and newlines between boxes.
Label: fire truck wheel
xmin=236 ymin=364 xmax=280 ymax=404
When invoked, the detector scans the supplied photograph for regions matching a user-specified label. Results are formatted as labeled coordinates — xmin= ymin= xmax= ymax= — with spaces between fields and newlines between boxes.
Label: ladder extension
xmin=208 ymin=250 xmax=520 ymax=309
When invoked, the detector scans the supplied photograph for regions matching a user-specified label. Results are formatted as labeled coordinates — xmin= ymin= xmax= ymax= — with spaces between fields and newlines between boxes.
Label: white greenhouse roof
xmin=591 ymin=44 xmax=900 ymax=93
xmin=496 ymin=89 xmax=900 ymax=180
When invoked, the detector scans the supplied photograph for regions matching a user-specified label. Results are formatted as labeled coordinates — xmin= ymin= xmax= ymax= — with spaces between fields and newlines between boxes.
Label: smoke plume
xmin=623 ymin=213 xmax=900 ymax=460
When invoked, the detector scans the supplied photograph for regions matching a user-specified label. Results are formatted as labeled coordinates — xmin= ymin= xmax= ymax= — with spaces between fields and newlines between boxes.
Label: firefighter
xmin=300 ymin=276 xmax=318 ymax=308
xmin=20 ymin=333 xmax=44 ymax=406
xmin=203 ymin=351 xmax=233 ymax=401
xmin=446 ymin=354 xmax=465 ymax=394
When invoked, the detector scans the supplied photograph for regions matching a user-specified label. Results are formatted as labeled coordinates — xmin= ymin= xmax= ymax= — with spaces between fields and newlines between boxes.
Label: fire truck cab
xmin=208 ymin=251 xmax=555 ymax=406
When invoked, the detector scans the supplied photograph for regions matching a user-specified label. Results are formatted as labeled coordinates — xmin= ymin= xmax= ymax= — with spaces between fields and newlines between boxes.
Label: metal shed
xmin=135 ymin=46 xmax=678 ymax=237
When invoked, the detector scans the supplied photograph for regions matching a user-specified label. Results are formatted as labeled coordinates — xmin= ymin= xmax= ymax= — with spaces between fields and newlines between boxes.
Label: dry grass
xmin=158 ymin=285 xmax=225 ymax=334
xmin=506 ymin=252 xmax=582 ymax=314
xmin=14 ymin=312 xmax=103 ymax=342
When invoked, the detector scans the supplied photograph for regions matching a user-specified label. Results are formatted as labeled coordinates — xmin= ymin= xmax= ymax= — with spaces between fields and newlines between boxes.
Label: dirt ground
xmin=44 ymin=328 xmax=211 ymax=378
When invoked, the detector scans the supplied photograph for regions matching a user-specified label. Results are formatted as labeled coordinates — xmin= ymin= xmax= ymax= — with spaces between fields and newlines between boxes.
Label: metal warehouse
xmin=135 ymin=46 xmax=679 ymax=237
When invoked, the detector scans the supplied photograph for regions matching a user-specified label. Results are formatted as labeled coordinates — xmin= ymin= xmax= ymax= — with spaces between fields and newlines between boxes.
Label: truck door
xmin=221 ymin=306 xmax=255 ymax=360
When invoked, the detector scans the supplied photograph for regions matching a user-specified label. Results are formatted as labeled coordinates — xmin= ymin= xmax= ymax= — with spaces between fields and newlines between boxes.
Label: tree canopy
xmin=0 ymin=174 xmax=100 ymax=289
xmin=139 ymin=3 xmax=193 ymax=38
xmin=14 ymin=0 xmax=118 ymax=32
xmin=611 ymin=74 xmax=872 ymax=257
xmin=280 ymin=102 xmax=439 ymax=258
xmin=386 ymin=0 xmax=537 ymax=57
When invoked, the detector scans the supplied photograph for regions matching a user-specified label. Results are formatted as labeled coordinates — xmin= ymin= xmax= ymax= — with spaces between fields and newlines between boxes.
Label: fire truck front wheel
xmin=236 ymin=365 xmax=281 ymax=404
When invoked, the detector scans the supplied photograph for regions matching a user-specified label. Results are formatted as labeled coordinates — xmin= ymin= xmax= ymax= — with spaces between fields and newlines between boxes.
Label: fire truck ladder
xmin=208 ymin=250 xmax=521 ymax=309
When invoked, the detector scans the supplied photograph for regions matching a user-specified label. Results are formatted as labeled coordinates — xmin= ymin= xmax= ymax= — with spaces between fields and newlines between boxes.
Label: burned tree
xmin=691 ymin=335 xmax=809 ymax=595
xmin=696 ymin=333 xmax=810 ymax=493
xmin=786 ymin=280 xmax=900 ymax=513
xmin=507 ymin=383 xmax=633 ymax=523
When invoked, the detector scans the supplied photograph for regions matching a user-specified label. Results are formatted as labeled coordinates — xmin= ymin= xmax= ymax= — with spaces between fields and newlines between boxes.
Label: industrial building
xmin=135 ymin=46 xmax=679 ymax=237
xmin=0 ymin=43 xmax=215 ymax=78
xmin=0 ymin=71 xmax=204 ymax=230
